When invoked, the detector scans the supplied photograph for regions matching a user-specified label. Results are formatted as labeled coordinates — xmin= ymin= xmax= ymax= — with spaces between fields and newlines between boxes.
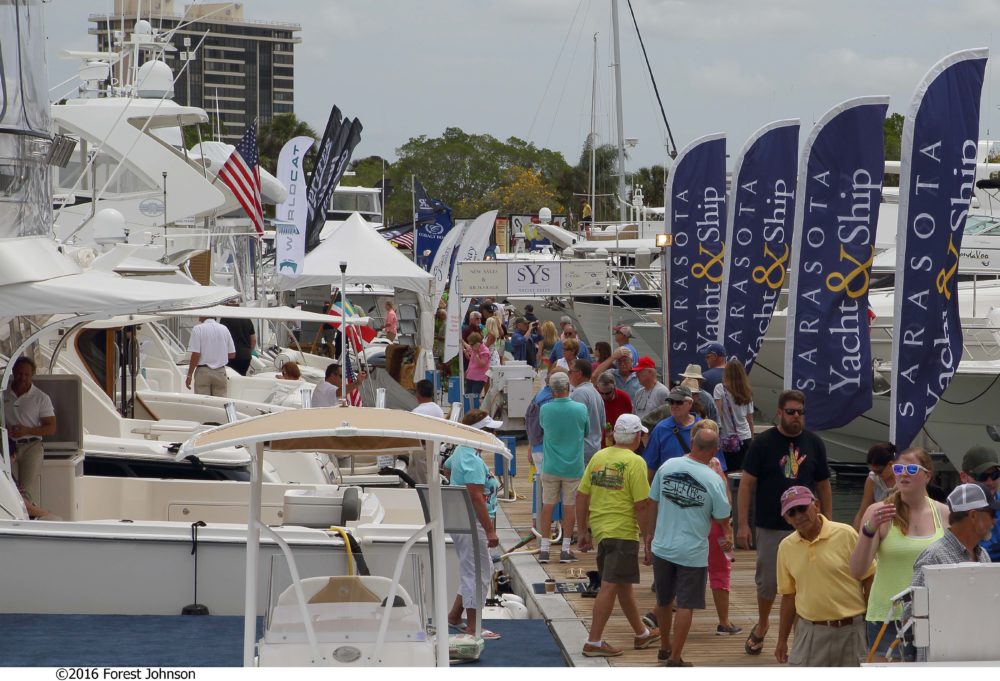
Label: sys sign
xmin=508 ymin=263 xmax=559 ymax=296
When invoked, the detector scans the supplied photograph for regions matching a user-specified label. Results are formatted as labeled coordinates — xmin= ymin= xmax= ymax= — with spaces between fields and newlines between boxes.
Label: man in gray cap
xmin=613 ymin=325 xmax=639 ymax=364
xmin=958 ymin=446 xmax=1000 ymax=560
xmin=907 ymin=482 xmax=997 ymax=661
xmin=641 ymin=386 xmax=726 ymax=482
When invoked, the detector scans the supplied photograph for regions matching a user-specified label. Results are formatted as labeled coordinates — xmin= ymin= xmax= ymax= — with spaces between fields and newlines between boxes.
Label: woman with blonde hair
xmin=713 ymin=359 xmax=754 ymax=470
xmin=538 ymin=320 xmax=558 ymax=367
xmin=484 ymin=315 xmax=505 ymax=366
xmin=461 ymin=332 xmax=491 ymax=397
xmin=555 ymin=338 xmax=579 ymax=371
xmin=849 ymin=447 xmax=949 ymax=661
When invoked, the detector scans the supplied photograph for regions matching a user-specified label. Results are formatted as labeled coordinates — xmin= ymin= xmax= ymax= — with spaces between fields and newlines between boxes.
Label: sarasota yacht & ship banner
xmin=784 ymin=96 xmax=889 ymax=430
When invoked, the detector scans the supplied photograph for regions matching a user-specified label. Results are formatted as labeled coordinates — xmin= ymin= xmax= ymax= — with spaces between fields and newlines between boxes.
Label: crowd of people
xmin=510 ymin=318 xmax=1000 ymax=666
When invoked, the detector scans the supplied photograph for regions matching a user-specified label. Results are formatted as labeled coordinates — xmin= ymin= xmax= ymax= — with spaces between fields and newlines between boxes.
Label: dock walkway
xmin=496 ymin=440 xmax=780 ymax=668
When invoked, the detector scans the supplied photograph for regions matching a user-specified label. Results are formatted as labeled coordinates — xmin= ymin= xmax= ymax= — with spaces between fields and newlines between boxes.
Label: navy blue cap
xmin=700 ymin=341 xmax=727 ymax=357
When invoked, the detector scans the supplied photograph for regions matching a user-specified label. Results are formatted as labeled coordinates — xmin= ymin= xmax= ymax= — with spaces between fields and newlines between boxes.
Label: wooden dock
xmin=497 ymin=441 xmax=780 ymax=667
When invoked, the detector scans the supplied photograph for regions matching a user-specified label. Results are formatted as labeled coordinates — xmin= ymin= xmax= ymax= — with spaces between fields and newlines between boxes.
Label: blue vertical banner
xmin=413 ymin=179 xmax=454 ymax=270
xmin=719 ymin=120 xmax=799 ymax=372
xmin=665 ymin=133 xmax=727 ymax=381
xmin=891 ymin=49 xmax=988 ymax=450
xmin=784 ymin=97 xmax=889 ymax=430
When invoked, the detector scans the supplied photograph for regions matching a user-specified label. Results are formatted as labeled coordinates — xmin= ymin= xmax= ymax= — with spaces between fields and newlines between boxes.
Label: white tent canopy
xmin=275 ymin=213 xmax=434 ymax=373
xmin=160 ymin=304 xmax=370 ymax=327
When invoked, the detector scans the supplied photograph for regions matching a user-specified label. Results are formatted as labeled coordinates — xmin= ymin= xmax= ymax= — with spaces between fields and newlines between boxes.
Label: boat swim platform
xmin=495 ymin=440 xmax=779 ymax=668
xmin=0 ymin=614 xmax=563 ymax=667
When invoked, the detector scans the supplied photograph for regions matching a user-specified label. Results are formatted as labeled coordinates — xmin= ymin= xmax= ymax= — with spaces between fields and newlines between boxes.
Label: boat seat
xmin=276 ymin=575 xmax=412 ymax=608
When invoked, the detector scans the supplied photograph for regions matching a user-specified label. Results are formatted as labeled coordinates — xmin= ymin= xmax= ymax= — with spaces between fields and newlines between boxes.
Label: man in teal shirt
xmin=538 ymin=371 xmax=589 ymax=564
xmin=643 ymin=426 xmax=732 ymax=667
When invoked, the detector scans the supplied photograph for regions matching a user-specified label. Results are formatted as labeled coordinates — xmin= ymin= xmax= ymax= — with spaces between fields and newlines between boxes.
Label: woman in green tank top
xmin=849 ymin=448 xmax=949 ymax=661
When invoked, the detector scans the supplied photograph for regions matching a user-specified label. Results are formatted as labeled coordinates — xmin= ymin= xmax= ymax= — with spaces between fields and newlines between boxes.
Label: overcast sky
xmin=43 ymin=0 xmax=1000 ymax=171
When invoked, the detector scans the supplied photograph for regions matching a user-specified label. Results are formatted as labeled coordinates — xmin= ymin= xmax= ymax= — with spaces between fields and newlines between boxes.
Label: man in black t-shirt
xmin=220 ymin=316 xmax=256 ymax=376
xmin=735 ymin=389 xmax=831 ymax=656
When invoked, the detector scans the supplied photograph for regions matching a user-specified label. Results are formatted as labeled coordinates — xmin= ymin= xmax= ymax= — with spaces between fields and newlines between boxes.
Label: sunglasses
xmin=599 ymin=389 xmax=615 ymax=397
xmin=783 ymin=408 xmax=805 ymax=416
xmin=784 ymin=504 xmax=811 ymax=518
xmin=892 ymin=463 xmax=929 ymax=476
xmin=975 ymin=468 xmax=1000 ymax=482
xmin=668 ymin=399 xmax=687 ymax=406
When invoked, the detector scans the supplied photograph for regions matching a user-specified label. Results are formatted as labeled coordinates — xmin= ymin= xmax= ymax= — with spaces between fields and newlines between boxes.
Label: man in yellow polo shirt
xmin=774 ymin=486 xmax=874 ymax=666
xmin=576 ymin=414 xmax=659 ymax=658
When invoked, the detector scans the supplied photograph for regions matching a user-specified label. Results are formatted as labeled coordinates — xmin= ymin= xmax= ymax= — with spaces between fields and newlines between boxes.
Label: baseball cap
xmin=514 ymin=317 xmax=528 ymax=326
xmin=633 ymin=356 xmax=657 ymax=372
xmin=668 ymin=385 xmax=693 ymax=401
xmin=613 ymin=325 xmax=633 ymax=339
xmin=780 ymin=486 xmax=816 ymax=516
xmin=470 ymin=415 xmax=504 ymax=431
xmin=614 ymin=413 xmax=648 ymax=435
xmin=947 ymin=483 xmax=1000 ymax=513
xmin=701 ymin=341 xmax=727 ymax=357
xmin=962 ymin=446 xmax=1000 ymax=475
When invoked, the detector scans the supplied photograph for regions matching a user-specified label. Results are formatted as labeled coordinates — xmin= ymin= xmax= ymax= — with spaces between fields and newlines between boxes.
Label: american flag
xmin=390 ymin=232 xmax=414 ymax=250
xmin=218 ymin=121 xmax=264 ymax=235
xmin=342 ymin=324 xmax=366 ymax=406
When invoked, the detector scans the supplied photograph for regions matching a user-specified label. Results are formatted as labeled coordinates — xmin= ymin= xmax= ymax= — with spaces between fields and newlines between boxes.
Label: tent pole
xmin=243 ymin=442 xmax=265 ymax=666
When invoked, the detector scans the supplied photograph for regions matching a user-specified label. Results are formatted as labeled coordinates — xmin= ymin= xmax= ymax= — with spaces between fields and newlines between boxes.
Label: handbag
xmin=721 ymin=388 xmax=742 ymax=453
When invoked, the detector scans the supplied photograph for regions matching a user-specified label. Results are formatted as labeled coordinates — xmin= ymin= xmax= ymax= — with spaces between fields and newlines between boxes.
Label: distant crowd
xmin=453 ymin=305 xmax=999 ymax=666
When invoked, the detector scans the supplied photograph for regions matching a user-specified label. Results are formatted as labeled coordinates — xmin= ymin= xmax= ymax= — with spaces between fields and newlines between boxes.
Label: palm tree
xmin=257 ymin=113 xmax=319 ymax=175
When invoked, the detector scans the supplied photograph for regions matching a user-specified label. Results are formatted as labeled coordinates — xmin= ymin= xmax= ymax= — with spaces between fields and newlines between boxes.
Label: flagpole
xmin=412 ymin=174 xmax=420 ymax=268
xmin=340 ymin=261 xmax=348 ymax=400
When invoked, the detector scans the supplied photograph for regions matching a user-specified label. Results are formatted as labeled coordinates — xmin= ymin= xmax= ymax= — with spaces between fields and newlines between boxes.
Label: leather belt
xmin=13 ymin=437 xmax=41 ymax=445
xmin=808 ymin=615 xmax=860 ymax=628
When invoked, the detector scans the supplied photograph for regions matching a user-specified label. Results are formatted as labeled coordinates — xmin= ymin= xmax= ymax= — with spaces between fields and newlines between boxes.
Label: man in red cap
xmin=774 ymin=486 xmax=873 ymax=666
xmin=632 ymin=356 xmax=670 ymax=420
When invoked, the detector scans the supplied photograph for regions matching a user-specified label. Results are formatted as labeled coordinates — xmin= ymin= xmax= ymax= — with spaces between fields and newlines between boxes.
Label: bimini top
xmin=178 ymin=406 xmax=510 ymax=459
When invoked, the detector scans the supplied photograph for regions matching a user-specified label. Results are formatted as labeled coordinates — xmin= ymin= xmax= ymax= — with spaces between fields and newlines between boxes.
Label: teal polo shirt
xmin=539 ymin=397 xmax=589 ymax=479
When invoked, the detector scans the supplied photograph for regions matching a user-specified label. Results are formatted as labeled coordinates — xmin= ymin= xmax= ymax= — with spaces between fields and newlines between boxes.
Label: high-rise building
xmin=90 ymin=1 xmax=301 ymax=142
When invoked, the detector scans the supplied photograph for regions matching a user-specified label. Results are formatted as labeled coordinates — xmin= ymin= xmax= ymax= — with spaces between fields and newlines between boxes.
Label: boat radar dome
xmin=136 ymin=60 xmax=174 ymax=99
xmin=538 ymin=207 xmax=552 ymax=224
xmin=93 ymin=208 xmax=128 ymax=246
xmin=134 ymin=19 xmax=152 ymax=35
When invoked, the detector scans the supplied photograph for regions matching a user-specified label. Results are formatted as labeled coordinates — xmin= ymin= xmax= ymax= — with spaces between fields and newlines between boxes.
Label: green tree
xmin=181 ymin=115 xmax=216 ymax=150
xmin=884 ymin=112 xmax=904 ymax=187
xmin=257 ymin=113 xmax=319 ymax=175
xmin=383 ymin=127 xmax=572 ymax=222
xmin=629 ymin=164 xmax=666 ymax=208
xmin=484 ymin=166 xmax=565 ymax=215
xmin=572 ymin=138 xmax=626 ymax=223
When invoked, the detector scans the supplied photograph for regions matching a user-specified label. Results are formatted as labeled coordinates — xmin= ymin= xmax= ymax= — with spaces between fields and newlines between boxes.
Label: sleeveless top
xmin=867 ymin=471 xmax=894 ymax=502
xmin=865 ymin=497 xmax=944 ymax=621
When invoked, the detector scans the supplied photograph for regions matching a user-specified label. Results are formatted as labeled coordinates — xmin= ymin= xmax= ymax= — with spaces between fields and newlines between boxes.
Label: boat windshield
xmin=965 ymin=215 xmax=1000 ymax=236
xmin=330 ymin=191 xmax=381 ymax=215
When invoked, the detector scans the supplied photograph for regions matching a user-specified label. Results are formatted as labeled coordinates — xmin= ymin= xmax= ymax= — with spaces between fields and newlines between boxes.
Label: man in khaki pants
xmin=4 ymin=356 xmax=56 ymax=512
xmin=185 ymin=316 xmax=235 ymax=396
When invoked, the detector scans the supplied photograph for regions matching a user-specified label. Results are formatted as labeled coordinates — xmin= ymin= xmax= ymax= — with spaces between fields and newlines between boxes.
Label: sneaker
xmin=642 ymin=611 xmax=658 ymax=629
xmin=582 ymin=641 xmax=623 ymax=658
xmin=559 ymin=549 xmax=578 ymax=563
xmin=634 ymin=627 xmax=660 ymax=650
xmin=538 ymin=549 xmax=550 ymax=564
xmin=665 ymin=658 xmax=693 ymax=667
xmin=716 ymin=623 xmax=743 ymax=636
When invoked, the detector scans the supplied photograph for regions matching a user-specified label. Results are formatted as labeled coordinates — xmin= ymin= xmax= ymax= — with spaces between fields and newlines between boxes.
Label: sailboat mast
xmin=611 ymin=0 xmax=627 ymax=223
xmin=589 ymin=32 xmax=597 ymax=230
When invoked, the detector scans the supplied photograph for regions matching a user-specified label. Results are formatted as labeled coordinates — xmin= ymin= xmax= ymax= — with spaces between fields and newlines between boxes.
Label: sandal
xmin=462 ymin=628 xmax=501 ymax=640
xmin=744 ymin=625 xmax=766 ymax=655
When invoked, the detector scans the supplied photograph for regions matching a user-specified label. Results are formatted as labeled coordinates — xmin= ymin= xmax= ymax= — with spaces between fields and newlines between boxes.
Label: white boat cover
xmin=181 ymin=406 xmax=509 ymax=457
xmin=0 ymin=269 xmax=236 ymax=317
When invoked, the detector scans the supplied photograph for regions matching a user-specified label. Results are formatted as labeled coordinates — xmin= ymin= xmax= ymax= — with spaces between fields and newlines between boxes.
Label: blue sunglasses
xmin=892 ymin=463 xmax=928 ymax=476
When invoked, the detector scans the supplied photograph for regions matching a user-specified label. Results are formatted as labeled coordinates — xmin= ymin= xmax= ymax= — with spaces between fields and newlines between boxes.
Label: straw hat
xmin=677 ymin=363 xmax=705 ymax=381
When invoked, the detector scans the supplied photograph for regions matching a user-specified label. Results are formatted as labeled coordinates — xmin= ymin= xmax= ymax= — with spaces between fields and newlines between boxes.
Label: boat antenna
xmin=625 ymin=0 xmax=678 ymax=159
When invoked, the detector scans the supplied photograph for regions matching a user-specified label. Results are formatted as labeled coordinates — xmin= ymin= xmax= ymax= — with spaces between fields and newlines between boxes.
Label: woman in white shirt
xmin=554 ymin=338 xmax=579 ymax=371
xmin=713 ymin=359 xmax=754 ymax=470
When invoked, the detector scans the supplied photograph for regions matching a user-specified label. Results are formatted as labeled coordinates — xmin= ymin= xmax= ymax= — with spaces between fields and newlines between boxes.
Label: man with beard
xmin=737 ymin=389 xmax=832 ymax=657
